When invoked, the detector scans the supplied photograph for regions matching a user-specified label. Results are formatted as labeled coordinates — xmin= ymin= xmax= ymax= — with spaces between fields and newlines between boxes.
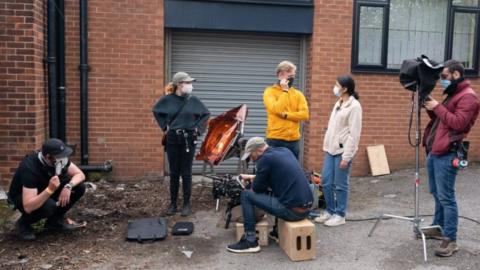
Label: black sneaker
xmin=268 ymin=229 xmax=279 ymax=243
xmin=16 ymin=218 xmax=35 ymax=241
xmin=227 ymin=236 xmax=261 ymax=253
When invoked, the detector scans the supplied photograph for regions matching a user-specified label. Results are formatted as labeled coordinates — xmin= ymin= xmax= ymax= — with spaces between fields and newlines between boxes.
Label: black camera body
xmin=209 ymin=174 xmax=250 ymax=229
xmin=212 ymin=174 xmax=246 ymax=201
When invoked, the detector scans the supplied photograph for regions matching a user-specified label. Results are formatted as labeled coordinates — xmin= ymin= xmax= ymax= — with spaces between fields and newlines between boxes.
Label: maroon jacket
xmin=423 ymin=80 xmax=480 ymax=155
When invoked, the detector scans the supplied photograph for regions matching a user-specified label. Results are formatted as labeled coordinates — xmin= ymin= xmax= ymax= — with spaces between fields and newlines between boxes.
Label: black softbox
xmin=399 ymin=55 xmax=444 ymax=101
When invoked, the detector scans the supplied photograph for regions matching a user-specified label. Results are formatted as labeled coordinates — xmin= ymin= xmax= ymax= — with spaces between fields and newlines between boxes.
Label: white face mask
xmin=333 ymin=85 xmax=342 ymax=97
xmin=55 ymin=157 xmax=69 ymax=175
xmin=182 ymin=84 xmax=193 ymax=95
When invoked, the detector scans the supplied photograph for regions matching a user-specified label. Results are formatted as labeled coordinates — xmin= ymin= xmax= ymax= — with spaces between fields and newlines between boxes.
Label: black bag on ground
xmin=126 ymin=217 xmax=167 ymax=242
xmin=172 ymin=221 xmax=194 ymax=236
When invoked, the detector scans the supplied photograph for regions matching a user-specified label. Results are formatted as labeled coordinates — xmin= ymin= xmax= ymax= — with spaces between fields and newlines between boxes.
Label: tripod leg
xmin=368 ymin=215 xmax=384 ymax=237
xmin=420 ymin=231 xmax=428 ymax=262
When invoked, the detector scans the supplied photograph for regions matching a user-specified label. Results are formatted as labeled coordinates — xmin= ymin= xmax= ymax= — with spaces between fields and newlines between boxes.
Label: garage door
xmin=167 ymin=30 xmax=306 ymax=173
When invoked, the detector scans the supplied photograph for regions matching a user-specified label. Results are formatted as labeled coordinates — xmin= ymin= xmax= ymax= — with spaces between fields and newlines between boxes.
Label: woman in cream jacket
xmin=315 ymin=75 xmax=362 ymax=226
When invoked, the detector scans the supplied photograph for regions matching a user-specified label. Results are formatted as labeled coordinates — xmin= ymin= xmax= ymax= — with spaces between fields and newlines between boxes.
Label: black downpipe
xmin=79 ymin=161 xmax=114 ymax=173
xmin=56 ymin=0 xmax=66 ymax=142
xmin=79 ymin=0 xmax=89 ymax=166
xmin=47 ymin=0 xmax=58 ymax=138
xmin=78 ymin=0 xmax=112 ymax=173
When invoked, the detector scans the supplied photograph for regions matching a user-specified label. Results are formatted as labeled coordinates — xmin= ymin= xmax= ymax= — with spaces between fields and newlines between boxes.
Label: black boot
xmin=16 ymin=217 xmax=35 ymax=241
xmin=166 ymin=203 xmax=177 ymax=216
xmin=181 ymin=175 xmax=192 ymax=217
xmin=167 ymin=174 xmax=180 ymax=215
xmin=181 ymin=202 xmax=191 ymax=217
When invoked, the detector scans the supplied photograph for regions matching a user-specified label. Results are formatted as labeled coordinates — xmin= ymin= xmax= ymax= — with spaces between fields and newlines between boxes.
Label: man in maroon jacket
xmin=423 ymin=60 xmax=480 ymax=257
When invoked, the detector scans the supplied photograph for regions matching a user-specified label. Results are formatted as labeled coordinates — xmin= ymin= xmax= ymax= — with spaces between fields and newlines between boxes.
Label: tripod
xmin=368 ymin=87 xmax=442 ymax=262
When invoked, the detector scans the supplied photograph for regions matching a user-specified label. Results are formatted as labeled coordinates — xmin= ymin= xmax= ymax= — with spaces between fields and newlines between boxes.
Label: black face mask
xmin=444 ymin=77 xmax=465 ymax=95
xmin=287 ymin=77 xmax=295 ymax=88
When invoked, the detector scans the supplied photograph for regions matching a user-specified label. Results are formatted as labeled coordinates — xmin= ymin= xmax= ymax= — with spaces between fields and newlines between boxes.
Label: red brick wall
xmin=2 ymin=0 xmax=480 ymax=184
xmin=63 ymin=0 xmax=165 ymax=181
xmin=0 ymin=0 xmax=46 ymax=186
xmin=304 ymin=0 xmax=480 ymax=176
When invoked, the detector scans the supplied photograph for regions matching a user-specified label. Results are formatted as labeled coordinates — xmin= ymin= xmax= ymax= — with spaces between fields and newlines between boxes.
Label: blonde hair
xmin=164 ymin=82 xmax=177 ymax=95
xmin=276 ymin=60 xmax=297 ymax=75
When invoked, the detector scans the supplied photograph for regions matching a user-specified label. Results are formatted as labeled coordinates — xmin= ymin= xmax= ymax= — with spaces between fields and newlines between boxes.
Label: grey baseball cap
xmin=172 ymin=72 xmax=196 ymax=86
xmin=241 ymin=137 xmax=267 ymax=161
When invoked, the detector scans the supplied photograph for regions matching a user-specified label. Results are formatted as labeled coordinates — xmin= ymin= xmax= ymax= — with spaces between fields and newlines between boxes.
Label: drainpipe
xmin=56 ymin=0 xmax=66 ymax=142
xmin=79 ymin=0 xmax=89 ymax=166
xmin=47 ymin=0 xmax=58 ymax=138
xmin=78 ymin=0 xmax=113 ymax=173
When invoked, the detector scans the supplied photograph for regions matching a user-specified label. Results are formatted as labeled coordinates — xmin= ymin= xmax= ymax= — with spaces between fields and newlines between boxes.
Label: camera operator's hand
xmin=240 ymin=174 xmax=255 ymax=181
xmin=424 ymin=96 xmax=439 ymax=111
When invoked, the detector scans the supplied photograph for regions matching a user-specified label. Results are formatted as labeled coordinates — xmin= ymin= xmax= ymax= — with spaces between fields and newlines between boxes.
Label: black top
xmin=8 ymin=152 xmax=70 ymax=200
xmin=152 ymin=94 xmax=210 ymax=134
xmin=252 ymin=147 xmax=313 ymax=208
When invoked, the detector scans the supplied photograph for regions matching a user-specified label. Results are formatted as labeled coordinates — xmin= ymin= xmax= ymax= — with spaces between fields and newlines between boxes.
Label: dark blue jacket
xmin=252 ymin=147 xmax=313 ymax=208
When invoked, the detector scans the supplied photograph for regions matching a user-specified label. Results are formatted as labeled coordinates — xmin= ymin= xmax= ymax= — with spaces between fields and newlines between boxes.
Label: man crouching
xmin=8 ymin=138 xmax=86 ymax=240
xmin=227 ymin=137 xmax=313 ymax=253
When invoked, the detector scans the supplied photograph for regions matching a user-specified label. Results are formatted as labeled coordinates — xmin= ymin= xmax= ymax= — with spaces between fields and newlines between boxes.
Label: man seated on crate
xmin=226 ymin=137 xmax=313 ymax=253
xmin=7 ymin=138 xmax=87 ymax=241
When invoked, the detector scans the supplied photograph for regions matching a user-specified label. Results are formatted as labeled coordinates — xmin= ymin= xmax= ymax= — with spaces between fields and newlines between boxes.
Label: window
xmin=353 ymin=0 xmax=480 ymax=75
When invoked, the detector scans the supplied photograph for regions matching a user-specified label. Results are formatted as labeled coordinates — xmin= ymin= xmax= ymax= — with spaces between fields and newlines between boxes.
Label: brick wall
xmin=2 ymin=0 xmax=480 ymax=184
xmin=63 ymin=0 xmax=165 ymax=181
xmin=304 ymin=0 xmax=480 ymax=176
xmin=0 ymin=0 xmax=46 ymax=186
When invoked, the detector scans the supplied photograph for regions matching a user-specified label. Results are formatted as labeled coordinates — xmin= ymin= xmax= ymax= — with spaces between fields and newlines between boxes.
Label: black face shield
xmin=399 ymin=55 xmax=443 ymax=102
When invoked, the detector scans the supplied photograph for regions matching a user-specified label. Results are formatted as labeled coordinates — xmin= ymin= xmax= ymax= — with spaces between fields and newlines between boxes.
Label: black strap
xmin=166 ymin=96 xmax=190 ymax=131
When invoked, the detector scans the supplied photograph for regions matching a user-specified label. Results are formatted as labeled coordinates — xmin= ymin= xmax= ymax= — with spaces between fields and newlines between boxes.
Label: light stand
xmin=368 ymin=86 xmax=443 ymax=262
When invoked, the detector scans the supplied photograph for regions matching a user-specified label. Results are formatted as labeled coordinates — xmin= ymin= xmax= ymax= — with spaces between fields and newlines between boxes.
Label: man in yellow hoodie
xmin=263 ymin=61 xmax=309 ymax=160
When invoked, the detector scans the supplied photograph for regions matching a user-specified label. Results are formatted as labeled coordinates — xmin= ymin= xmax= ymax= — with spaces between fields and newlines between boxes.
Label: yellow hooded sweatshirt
xmin=263 ymin=84 xmax=309 ymax=141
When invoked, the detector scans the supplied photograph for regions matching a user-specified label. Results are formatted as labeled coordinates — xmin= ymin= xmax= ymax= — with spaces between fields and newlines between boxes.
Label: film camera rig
xmin=205 ymin=174 xmax=250 ymax=229
xmin=206 ymin=171 xmax=324 ymax=229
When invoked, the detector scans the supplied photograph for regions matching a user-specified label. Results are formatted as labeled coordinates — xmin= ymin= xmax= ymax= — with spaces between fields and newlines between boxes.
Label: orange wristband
xmin=45 ymin=187 xmax=54 ymax=195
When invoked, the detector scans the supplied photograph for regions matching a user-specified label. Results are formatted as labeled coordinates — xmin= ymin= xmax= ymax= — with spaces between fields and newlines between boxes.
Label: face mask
xmin=55 ymin=157 xmax=69 ymax=175
xmin=287 ymin=77 xmax=295 ymax=88
xmin=182 ymin=84 xmax=193 ymax=95
xmin=333 ymin=85 xmax=342 ymax=97
xmin=440 ymin=79 xmax=451 ymax=90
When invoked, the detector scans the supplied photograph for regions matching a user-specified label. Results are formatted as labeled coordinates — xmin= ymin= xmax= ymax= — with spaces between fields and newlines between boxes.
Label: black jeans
xmin=166 ymin=130 xmax=196 ymax=207
xmin=13 ymin=183 xmax=86 ymax=225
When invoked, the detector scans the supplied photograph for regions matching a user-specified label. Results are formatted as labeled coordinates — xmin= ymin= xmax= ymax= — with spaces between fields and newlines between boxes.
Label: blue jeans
xmin=322 ymin=153 xmax=352 ymax=217
xmin=241 ymin=190 xmax=308 ymax=232
xmin=266 ymin=139 xmax=300 ymax=160
xmin=427 ymin=153 xmax=458 ymax=240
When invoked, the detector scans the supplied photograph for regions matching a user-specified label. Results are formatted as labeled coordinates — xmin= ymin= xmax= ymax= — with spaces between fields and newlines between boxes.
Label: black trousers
xmin=166 ymin=130 xmax=196 ymax=207
xmin=13 ymin=183 xmax=86 ymax=225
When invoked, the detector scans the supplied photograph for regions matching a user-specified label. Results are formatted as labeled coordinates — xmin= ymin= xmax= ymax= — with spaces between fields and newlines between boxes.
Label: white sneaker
xmin=324 ymin=214 xmax=346 ymax=227
xmin=314 ymin=211 xmax=332 ymax=223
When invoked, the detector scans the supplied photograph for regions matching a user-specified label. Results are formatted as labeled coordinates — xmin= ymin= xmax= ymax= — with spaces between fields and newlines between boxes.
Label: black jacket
xmin=152 ymin=94 xmax=210 ymax=134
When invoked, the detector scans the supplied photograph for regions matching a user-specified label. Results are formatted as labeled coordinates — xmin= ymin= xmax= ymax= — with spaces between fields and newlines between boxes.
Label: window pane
xmin=358 ymin=6 xmax=384 ymax=65
xmin=452 ymin=12 xmax=478 ymax=69
xmin=452 ymin=0 xmax=479 ymax=7
xmin=387 ymin=0 xmax=448 ymax=69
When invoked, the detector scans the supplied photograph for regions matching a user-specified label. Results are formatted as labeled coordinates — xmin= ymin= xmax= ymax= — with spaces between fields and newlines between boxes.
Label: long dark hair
xmin=337 ymin=75 xmax=359 ymax=100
